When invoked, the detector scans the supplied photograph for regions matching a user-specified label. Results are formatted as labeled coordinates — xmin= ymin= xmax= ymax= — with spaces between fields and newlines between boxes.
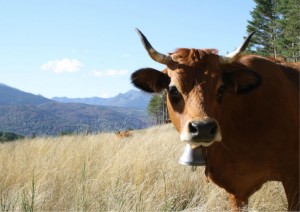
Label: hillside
xmin=0 ymin=83 xmax=150 ymax=136
xmin=52 ymin=89 xmax=151 ymax=110
xmin=0 ymin=83 xmax=51 ymax=105
xmin=0 ymin=125 xmax=287 ymax=211
xmin=0 ymin=103 xmax=149 ymax=136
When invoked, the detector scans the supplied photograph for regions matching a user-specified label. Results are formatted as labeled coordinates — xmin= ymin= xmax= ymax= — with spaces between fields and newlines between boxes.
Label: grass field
xmin=0 ymin=124 xmax=287 ymax=211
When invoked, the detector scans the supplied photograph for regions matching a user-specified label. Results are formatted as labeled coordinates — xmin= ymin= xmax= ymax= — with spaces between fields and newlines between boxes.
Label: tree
xmin=246 ymin=0 xmax=279 ymax=57
xmin=246 ymin=0 xmax=299 ymax=61
xmin=276 ymin=0 xmax=300 ymax=62
xmin=147 ymin=92 xmax=169 ymax=124
xmin=147 ymin=94 xmax=163 ymax=124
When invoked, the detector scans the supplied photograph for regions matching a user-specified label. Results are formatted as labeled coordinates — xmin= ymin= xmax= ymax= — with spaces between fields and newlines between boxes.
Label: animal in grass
xmin=131 ymin=29 xmax=299 ymax=211
xmin=115 ymin=130 xmax=132 ymax=138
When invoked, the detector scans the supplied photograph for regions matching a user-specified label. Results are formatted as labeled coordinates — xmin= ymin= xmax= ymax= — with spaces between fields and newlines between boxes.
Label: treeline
xmin=246 ymin=0 xmax=299 ymax=61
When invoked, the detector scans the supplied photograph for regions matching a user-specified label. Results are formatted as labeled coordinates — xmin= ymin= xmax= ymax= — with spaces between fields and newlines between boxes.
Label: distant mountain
xmin=0 ymin=84 xmax=151 ymax=136
xmin=52 ymin=89 xmax=151 ymax=110
xmin=0 ymin=83 xmax=51 ymax=105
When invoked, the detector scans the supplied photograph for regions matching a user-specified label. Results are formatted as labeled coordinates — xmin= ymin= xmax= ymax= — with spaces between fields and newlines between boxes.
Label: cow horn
xmin=136 ymin=28 xmax=173 ymax=65
xmin=220 ymin=32 xmax=255 ymax=64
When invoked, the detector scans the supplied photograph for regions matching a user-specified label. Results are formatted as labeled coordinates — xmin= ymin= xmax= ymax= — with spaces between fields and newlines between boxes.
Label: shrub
xmin=0 ymin=131 xmax=24 ymax=142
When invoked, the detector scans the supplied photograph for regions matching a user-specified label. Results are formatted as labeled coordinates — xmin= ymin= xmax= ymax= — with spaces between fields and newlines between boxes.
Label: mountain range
xmin=0 ymin=83 xmax=152 ymax=136
xmin=52 ymin=89 xmax=151 ymax=110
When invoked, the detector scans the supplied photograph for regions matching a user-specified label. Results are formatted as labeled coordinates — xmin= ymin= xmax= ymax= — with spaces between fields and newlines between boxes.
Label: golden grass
xmin=0 ymin=124 xmax=287 ymax=211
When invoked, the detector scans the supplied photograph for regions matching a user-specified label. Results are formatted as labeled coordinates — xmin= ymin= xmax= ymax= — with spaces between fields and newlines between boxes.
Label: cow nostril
xmin=189 ymin=122 xmax=198 ymax=134
xmin=188 ymin=120 xmax=218 ymax=140
xmin=210 ymin=125 xmax=217 ymax=136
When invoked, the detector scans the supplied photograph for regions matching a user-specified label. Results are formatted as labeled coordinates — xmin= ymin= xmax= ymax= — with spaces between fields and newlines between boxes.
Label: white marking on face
xmin=169 ymin=81 xmax=176 ymax=87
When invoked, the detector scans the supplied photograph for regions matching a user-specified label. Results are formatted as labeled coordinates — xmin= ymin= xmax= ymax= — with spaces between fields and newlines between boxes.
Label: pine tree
xmin=276 ymin=0 xmax=300 ymax=62
xmin=147 ymin=94 xmax=163 ymax=124
xmin=147 ymin=93 xmax=169 ymax=125
xmin=246 ymin=0 xmax=299 ymax=61
xmin=246 ymin=0 xmax=279 ymax=57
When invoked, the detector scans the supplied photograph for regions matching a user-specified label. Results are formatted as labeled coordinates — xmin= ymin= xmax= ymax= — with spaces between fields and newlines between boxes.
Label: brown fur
xmin=132 ymin=49 xmax=299 ymax=211
xmin=115 ymin=130 xmax=132 ymax=138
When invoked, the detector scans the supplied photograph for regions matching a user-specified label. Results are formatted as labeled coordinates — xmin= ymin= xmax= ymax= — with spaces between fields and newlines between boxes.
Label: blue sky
xmin=0 ymin=0 xmax=255 ymax=98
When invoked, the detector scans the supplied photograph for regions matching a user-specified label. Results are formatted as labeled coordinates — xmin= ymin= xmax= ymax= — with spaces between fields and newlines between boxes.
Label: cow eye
xmin=168 ymin=86 xmax=181 ymax=103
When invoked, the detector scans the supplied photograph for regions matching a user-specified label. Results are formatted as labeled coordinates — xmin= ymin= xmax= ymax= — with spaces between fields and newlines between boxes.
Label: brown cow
xmin=131 ymin=29 xmax=299 ymax=211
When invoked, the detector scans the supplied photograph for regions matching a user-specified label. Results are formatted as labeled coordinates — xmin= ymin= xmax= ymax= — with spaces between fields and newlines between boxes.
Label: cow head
xmin=131 ymin=29 xmax=260 ymax=148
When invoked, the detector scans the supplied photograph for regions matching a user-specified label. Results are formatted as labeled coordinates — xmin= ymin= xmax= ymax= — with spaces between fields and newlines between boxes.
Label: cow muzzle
xmin=180 ymin=118 xmax=222 ymax=148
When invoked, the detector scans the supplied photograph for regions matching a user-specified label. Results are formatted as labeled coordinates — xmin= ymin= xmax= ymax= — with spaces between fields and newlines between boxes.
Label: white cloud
xmin=91 ymin=69 xmax=128 ymax=78
xmin=41 ymin=58 xmax=82 ymax=73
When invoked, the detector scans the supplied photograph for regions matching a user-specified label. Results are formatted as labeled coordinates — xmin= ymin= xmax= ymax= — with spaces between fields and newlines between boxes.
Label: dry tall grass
xmin=0 ymin=124 xmax=287 ymax=211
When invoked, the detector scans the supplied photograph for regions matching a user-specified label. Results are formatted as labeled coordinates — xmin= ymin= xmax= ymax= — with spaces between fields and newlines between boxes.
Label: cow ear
xmin=222 ymin=69 xmax=261 ymax=94
xmin=131 ymin=68 xmax=170 ymax=93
